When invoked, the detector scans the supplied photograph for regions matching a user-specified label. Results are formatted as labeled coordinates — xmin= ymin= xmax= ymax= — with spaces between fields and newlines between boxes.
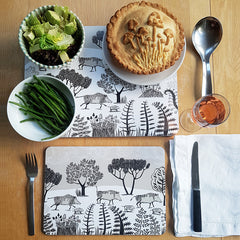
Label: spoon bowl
xmin=192 ymin=16 xmax=223 ymax=60
xmin=192 ymin=16 xmax=223 ymax=96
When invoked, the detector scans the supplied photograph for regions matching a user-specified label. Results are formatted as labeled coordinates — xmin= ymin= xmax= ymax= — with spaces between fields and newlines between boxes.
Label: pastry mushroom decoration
xmin=163 ymin=28 xmax=174 ymax=51
xmin=147 ymin=12 xmax=164 ymax=42
xmin=122 ymin=12 xmax=176 ymax=71
xmin=123 ymin=19 xmax=149 ymax=50
xmin=123 ymin=31 xmax=137 ymax=49
xmin=137 ymin=27 xmax=148 ymax=44
xmin=122 ymin=19 xmax=139 ymax=49
xmin=128 ymin=19 xmax=138 ymax=32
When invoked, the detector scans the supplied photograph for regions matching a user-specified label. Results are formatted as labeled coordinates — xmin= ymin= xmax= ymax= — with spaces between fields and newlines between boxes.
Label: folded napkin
xmin=170 ymin=134 xmax=240 ymax=237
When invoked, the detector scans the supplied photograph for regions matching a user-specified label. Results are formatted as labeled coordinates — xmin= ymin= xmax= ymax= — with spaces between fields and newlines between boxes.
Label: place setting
xmin=4 ymin=1 xmax=238 ymax=238
xmin=170 ymin=16 xmax=240 ymax=237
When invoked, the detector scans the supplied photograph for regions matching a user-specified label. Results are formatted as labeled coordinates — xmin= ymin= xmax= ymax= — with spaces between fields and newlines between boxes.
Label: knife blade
xmin=191 ymin=141 xmax=202 ymax=232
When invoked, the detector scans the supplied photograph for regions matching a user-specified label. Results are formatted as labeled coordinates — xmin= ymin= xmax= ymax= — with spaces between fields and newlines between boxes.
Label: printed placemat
xmin=43 ymin=146 xmax=166 ymax=235
xmin=24 ymin=26 xmax=179 ymax=137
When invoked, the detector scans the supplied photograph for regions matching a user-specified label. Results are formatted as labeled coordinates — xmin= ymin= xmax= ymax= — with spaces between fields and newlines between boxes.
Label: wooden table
xmin=1 ymin=0 xmax=240 ymax=239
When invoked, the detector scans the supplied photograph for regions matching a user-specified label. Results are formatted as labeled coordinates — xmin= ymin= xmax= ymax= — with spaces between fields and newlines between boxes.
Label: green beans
xmin=9 ymin=75 xmax=74 ymax=140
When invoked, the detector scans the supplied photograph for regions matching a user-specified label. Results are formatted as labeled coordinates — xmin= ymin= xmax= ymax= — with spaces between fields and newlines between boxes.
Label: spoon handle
xmin=202 ymin=59 xmax=213 ymax=96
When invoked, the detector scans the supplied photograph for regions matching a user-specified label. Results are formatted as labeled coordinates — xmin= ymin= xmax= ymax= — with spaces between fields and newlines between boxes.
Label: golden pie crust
xmin=106 ymin=1 xmax=185 ymax=75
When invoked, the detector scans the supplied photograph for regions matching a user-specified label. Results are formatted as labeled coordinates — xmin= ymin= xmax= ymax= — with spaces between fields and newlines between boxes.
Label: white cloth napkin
xmin=170 ymin=134 xmax=240 ymax=237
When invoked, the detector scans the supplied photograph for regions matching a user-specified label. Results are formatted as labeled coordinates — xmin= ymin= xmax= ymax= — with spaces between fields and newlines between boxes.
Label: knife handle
xmin=193 ymin=189 xmax=202 ymax=232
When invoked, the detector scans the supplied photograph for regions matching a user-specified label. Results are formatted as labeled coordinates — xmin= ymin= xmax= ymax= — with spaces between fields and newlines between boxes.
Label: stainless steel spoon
xmin=192 ymin=16 xmax=223 ymax=96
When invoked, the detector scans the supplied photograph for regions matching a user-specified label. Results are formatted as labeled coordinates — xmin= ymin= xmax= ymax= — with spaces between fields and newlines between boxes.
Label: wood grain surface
xmin=1 ymin=0 xmax=240 ymax=239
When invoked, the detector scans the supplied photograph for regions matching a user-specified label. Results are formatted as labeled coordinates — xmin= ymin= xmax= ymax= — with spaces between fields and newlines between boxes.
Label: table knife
xmin=191 ymin=141 xmax=202 ymax=232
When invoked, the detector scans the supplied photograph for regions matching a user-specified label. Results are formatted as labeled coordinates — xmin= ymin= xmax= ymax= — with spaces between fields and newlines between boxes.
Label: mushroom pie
xmin=106 ymin=1 xmax=185 ymax=74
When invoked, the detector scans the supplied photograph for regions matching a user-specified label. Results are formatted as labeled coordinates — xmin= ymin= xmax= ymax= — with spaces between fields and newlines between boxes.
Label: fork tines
xmin=25 ymin=153 xmax=38 ymax=173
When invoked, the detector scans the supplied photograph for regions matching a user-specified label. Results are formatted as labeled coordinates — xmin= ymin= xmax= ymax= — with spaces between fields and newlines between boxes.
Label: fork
xmin=25 ymin=153 xmax=38 ymax=235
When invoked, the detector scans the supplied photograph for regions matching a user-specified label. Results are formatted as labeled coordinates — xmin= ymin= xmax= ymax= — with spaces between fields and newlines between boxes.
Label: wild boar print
xmin=49 ymin=194 xmax=81 ymax=210
xmin=78 ymin=57 xmax=105 ymax=72
xmin=131 ymin=193 xmax=162 ymax=208
xmin=96 ymin=190 xmax=122 ymax=205
xmin=80 ymin=93 xmax=112 ymax=109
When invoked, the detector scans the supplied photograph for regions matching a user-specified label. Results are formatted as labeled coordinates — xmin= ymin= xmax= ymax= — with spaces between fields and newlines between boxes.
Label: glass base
xmin=179 ymin=109 xmax=201 ymax=132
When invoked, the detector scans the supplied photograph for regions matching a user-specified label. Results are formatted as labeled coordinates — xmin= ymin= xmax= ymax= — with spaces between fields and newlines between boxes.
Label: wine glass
xmin=180 ymin=93 xmax=230 ymax=132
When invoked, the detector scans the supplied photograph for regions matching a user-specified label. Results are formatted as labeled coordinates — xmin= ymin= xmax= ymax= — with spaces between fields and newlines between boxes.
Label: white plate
xmin=102 ymin=36 xmax=186 ymax=85
xmin=7 ymin=75 xmax=76 ymax=142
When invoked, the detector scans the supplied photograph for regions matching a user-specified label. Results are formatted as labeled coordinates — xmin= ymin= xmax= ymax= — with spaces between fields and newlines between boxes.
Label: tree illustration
xmin=66 ymin=159 xmax=103 ymax=196
xmin=108 ymin=158 xmax=150 ymax=195
xmin=153 ymin=102 xmax=178 ymax=136
xmin=92 ymin=30 xmax=104 ymax=48
xmin=43 ymin=165 xmax=62 ymax=202
xmin=97 ymin=68 xmax=136 ymax=103
xmin=140 ymin=101 xmax=155 ymax=136
xmin=151 ymin=167 xmax=166 ymax=206
xmin=56 ymin=69 xmax=92 ymax=97
xmin=110 ymin=206 xmax=133 ymax=235
xmin=68 ymin=114 xmax=91 ymax=137
xmin=120 ymin=100 xmax=136 ymax=136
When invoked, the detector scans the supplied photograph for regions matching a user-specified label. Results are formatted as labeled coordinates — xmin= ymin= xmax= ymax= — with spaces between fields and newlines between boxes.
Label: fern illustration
xmin=110 ymin=206 xmax=133 ymax=235
xmin=82 ymin=204 xmax=95 ymax=235
xmin=133 ymin=208 xmax=161 ymax=235
xmin=148 ymin=214 xmax=161 ymax=235
xmin=161 ymin=212 xmax=166 ymax=234
xmin=99 ymin=203 xmax=112 ymax=235
xmin=43 ymin=213 xmax=56 ymax=235
xmin=68 ymin=114 xmax=91 ymax=137
xmin=133 ymin=208 xmax=149 ymax=235
xmin=120 ymin=100 xmax=136 ymax=136
xmin=164 ymin=89 xmax=178 ymax=110
xmin=140 ymin=101 xmax=155 ymax=136
xmin=153 ymin=102 xmax=178 ymax=136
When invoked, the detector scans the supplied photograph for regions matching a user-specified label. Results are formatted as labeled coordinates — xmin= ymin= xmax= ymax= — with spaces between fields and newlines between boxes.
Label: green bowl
xmin=18 ymin=5 xmax=85 ymax=69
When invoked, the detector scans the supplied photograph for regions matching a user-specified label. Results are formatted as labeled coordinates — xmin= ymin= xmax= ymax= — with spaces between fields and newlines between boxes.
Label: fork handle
xmin=28 ymin=179 xmax=35 ymax=235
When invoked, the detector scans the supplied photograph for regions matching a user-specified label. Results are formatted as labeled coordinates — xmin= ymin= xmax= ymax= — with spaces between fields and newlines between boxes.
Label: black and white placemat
xmin=43 ymin=146 xmax=166 ymax=235
xmin=24 ymin=26 xmax=179 ymax=137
